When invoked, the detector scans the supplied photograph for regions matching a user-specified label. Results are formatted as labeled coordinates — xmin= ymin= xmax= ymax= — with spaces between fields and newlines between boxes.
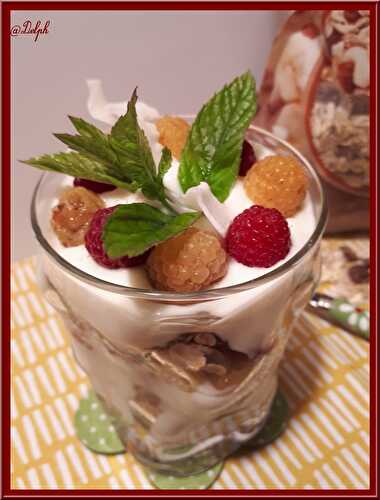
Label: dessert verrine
xmin=28 ymin=72 xmax=326 ymax=475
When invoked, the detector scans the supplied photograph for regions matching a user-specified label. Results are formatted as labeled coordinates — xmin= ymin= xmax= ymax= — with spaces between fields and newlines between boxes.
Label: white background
xmin=11 ymin=10 xmax=287 ymax=260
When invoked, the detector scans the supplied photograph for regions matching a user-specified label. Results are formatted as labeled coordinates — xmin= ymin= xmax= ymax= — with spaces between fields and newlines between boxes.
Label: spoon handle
xmin=307 ymin=293 xmax=369 ymax=341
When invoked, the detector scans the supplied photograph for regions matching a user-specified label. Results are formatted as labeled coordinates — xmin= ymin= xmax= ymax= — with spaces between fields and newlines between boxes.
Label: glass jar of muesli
xmin=254 ymin=9 xmax=370 ymax=233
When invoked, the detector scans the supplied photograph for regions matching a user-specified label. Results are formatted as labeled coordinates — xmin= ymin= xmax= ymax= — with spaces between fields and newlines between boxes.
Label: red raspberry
xmin=85 ymin=206 xmax=148 ymax=268
xmin=73 ymin=178 xmax=116 ymax=193
xmin=226 ymin=205 xmax=291 ymax=268
xmin=239 ymin=140 xmax=257 ymax=176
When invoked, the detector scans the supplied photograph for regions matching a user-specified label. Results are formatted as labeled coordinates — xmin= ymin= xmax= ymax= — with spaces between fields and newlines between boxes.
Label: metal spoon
xmin=307 ymin=293 xmax=369 ymax=341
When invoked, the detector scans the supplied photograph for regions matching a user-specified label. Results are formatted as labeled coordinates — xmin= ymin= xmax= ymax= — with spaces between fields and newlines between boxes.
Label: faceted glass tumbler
xmin=31 ymin=126 xmax=327 ymax=476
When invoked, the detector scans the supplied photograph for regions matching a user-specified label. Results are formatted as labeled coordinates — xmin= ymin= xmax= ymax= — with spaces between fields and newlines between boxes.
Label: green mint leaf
xmin=68 ymin=115 xmax=105 ymax=138
xmin=109 ymin=89 xmax=159 ymax=194
xmin=108 ymin=89 xmax=173 ymax=208
xmin=103 ymin=203 xmax=201 ymax=258
xmin=55 ymin=117 xmax=117 ymax=166
xmin=53 ymin=133 xmax=119 ymax=172
xmin=22 ymin=89 xmax=175 ymax=213
xmin=24 ymin=114 xmax=140 ymax=191
xmin=54 ymin=116 xmax=131 ymax=181
xmin=158 ymin=147 xmax=172 ymax=180
xmin=178 ymin=71 xmax=256 ymax=202
xmin=21 ymin=152 xmax=137 ymax=191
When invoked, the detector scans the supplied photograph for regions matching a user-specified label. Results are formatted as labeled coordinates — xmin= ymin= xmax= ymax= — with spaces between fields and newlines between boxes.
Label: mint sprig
xmin=103 ymin=203 xmax=201 ymax=258
xmin=23 ymin=116 xmax=139 ymax=191
xmin=22 ymin=89 xmax=173 ymax=210
xmin=23 ymin=152 xmax=138 ymax=191
xmin=109 ymin=89 xmax=173 ymax=211
xmin=178 ymin=71 xmax=256 ymax=202
xmin=54 ymin=116 xmax=120 ymax=173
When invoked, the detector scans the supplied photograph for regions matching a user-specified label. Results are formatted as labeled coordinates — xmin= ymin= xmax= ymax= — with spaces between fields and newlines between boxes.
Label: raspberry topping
xmin=244 ymin=155 xmax=308 ymax=217
xmin=156 ymin=116 xmax=190 ymax=159
xmin=73 ymin=178 xmax=116 ymax=194
xmin=239 ymin=140 xmax=257 ymax=176
xmin=85 ymin=207 xmax=149 ymax=269
xmin=51 ymin=187 xmax=105 ymax=247
xmin=146 ymin=227 xmax=227 ymax=292
xmin=225 ymin=205 xmax=291 ymax=268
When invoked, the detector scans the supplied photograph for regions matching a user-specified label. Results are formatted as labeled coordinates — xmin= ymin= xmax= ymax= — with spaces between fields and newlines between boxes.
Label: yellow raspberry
xmin=51 ymin=187 xmax=104 ymax=247
xmin=156 ymin=116 xmax=190 ymax=159
xmin=244 ymin=155 xmax=309 ymax=217
xmin=146 ymin=228 xmax=227 ymax=292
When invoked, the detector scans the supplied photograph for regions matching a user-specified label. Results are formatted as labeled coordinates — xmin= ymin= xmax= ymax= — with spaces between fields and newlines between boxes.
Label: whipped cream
xmin=49 ymin=168 xmax=315 ymax=291
xmin=86 ymin=79 xmax=163 ymax=164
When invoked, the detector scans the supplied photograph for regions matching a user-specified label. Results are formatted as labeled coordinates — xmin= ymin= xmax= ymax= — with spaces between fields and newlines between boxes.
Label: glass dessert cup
xmin=31 ymin=126 xmax=327 ymax=476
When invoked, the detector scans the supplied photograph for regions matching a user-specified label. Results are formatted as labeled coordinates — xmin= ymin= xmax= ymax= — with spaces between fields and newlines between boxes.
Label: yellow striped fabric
xmin=11 ymin=257 xmax=369 ymax=490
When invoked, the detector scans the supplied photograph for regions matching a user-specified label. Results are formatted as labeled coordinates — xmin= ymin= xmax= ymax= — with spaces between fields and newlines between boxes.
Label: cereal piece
xmin=168 ymin=338 xmax=227 ymax=377
xmin=193 ymin=333 xmax=217 ymax=347
xmin=156 ymin=116 xmax=190 ymax=159
xmin=169 ymin=343 xmax=206 ymax=372
xmin=244 ymin=155 xmax=308 ymax=217
xmin=196 ymin=345 xmax=226 ymax=367
xmin=146 ymin=227 xmax=227 ymax=292
xmin=202 ymin=364 xmax=227 ymax=376
xmin=51 ymin=187 xmax=104 ymax=247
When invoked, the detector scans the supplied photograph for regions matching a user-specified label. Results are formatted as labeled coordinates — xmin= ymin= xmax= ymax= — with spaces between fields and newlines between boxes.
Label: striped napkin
xmin=11 ymin=256 xmax=369 ymax=490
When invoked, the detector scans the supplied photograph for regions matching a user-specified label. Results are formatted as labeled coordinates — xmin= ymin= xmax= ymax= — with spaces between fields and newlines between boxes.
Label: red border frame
xmin=1 ymin=2 xmax=378 ymax=498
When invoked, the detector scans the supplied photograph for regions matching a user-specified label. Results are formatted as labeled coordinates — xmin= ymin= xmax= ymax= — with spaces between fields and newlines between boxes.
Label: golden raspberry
xmin=244 ymin=155 xmax=308 ymax=217
xmin=156 ymin=116 xmax=190 ymax=159
xmin=51 ymin=186 xmax=105 ymax=247
xmin=146 ymin=228 xmax=227 ymax=292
